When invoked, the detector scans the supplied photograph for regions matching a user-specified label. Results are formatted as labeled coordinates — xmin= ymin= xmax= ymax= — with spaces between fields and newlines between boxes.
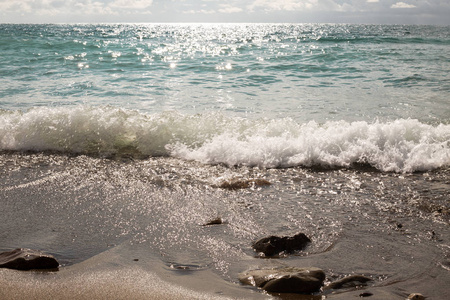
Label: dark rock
xmin=0 ymin=248 xmax=59 ymax=270
xmin=359 ymin=292 xmax=373 ymax=297
xmin=326 ymin=275 xmax=373 ymax=290
xmin=220 ymin=179 xmax=271 ymax=190
xmin=239 ymin=267 xmax=325 ymax=294
xmin=252 ymin=233 xmax=311 ymax=256
xmin=202 ymin=217 xmax=224 ymax=226
xmin=407 ymin=293 xmax=425 ymax=300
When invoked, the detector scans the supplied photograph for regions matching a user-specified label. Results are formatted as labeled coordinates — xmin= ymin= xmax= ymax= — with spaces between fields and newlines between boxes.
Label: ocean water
xmin=0 ymin=24 xmax=449 ymax=299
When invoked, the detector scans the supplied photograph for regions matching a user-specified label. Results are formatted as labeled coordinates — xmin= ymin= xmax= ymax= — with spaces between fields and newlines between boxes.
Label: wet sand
xmin=1 ymin=153 xmax=449 ymax=299
xmin=0 ymin=242 xmax=266 ymax=300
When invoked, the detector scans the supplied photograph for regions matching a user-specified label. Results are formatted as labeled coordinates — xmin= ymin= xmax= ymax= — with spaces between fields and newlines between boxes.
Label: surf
xmin=1 ymin=105 xmax=449 ymax=172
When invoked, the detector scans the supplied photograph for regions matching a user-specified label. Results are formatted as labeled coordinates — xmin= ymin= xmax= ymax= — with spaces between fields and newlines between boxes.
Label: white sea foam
xmin=1 ymin=106 xmax=449 ymax=172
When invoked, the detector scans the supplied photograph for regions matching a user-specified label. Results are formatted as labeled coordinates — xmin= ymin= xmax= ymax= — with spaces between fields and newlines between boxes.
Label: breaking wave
xmin=1 ymin=106 xmax=449 ymax=172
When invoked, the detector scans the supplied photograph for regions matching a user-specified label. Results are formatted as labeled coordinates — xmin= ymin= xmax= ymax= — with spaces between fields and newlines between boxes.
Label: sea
xmin=0 ymin=23 xmax=449 ymax=299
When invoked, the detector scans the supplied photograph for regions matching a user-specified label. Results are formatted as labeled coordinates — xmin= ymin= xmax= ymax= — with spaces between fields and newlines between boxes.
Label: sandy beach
xmin=1 ymin=153 xmax=449 ymax=299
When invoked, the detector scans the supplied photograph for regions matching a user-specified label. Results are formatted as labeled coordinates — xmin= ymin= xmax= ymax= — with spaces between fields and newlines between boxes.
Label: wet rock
xmin=0 ymin=248 xmax=59 ymax=270
xmin=326 ymin=274 xmax=373 ymax=290
xmin=407 ymin=293 xmax=425 ymax=300
xmin=239 ymin=267 xmax=325 ymax=294
xmin=220 ymin=178 xmax=271 ymax=190
xmin=202 ymin=217 xmax=224 ymax=226
xmin=252 ymin=233 xmax=311 ymax=257
xmin=170 ymin=264 xmax=190 ymax=270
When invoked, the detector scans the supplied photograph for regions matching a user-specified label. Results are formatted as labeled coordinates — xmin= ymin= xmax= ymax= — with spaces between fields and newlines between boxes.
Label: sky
xmin=0 ymin=0 xmax=449 ymax=25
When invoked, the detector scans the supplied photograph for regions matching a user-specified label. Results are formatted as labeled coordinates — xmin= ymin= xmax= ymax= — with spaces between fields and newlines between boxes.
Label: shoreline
xmin=0 ymin=261 xmax=438 ymax=300
xmin=0 ymin=244 xmax=266 ymax=300
xmin=1 ymin=153 xmax=448 ymax=300
xmin=1 ymin=240 xmax=445 ymax=300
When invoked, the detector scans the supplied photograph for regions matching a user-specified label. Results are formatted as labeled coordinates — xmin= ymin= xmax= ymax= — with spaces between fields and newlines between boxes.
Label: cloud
xmin=183 ymin=9 xmax=216 ymax=14
xmin=248 ymin=0 xmax=318 ymax=12
xmin=1 ymin=0 xmax=449 ymax=24
xmin=391 ymin=2 xmax=416 ymax=9
xmin=181 ymin=1 xmax=243 ymax=15
xmin=72 ymin=0 xmax=115 ymax=15
xmin=247 ymin=0 xmax=360 ymax=13
xmin=218 ymin=4 xmax=243 ymax=13
xmin=0 ymin=0 xmax=154 ymax=16
xmin=110 ymin=0 xmax=153 ymax=10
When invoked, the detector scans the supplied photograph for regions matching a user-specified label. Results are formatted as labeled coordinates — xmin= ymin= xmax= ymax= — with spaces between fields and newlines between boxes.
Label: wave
xmin=315 ymin=36 xmax=450 ymax=46
xmin=1 ymin=106 xmax=449 ymax=172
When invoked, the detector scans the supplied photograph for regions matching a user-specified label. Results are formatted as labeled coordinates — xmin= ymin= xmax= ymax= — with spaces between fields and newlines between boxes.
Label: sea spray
xmin=1 ymin=106 xmax=449 ymax=172
xmin=170 ymin=118 xmax=450 ymax=172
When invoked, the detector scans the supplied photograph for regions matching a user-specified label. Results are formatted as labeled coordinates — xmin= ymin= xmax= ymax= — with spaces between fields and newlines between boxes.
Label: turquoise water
xmin=1 ymin=24 xmax=449 ymax=122
xmin=1 ymin=24 xmax=450 ymax=172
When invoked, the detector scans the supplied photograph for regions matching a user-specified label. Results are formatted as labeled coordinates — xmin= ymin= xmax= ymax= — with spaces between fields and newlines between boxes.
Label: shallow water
xmin=0 ymin=153 xmax=449 ymax=299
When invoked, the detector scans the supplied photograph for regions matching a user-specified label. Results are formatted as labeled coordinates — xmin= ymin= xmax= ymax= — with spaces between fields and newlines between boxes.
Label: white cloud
xmin=0 ymin=0 xmax=154 ymax=16
xmin=247 ymin=0 xmax=354 ymax=12
xmin=183 ymin=9 xmax=216 ymax=14
xmin=0 ymin=0 xmax=32 ymax=13
xmin=110 ymin=0 xmax=153 ymax=9
xmin=73 ymin=0 xmax=115 ymax=15
xmin=218 ymin=4 xmax=243 ymax=13
xmin=248 ymin=0 xmax=318 ymax=12
xmin=391 ymin=2 xmax=416 ymax=9
xmin=0 ymin=0 xmax=449 ymax=24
